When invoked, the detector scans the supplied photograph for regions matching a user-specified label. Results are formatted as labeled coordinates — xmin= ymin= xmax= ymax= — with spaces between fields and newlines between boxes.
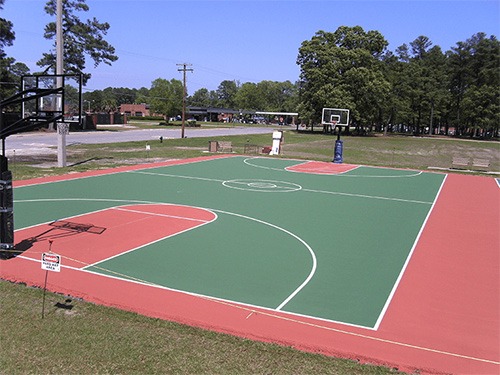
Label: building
xmin=120 ymin=103 xmax=150 ymax=117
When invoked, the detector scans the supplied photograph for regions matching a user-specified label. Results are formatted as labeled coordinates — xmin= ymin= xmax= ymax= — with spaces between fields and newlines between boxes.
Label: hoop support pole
xmin=57 ymin=122 xmax=68 ymax=167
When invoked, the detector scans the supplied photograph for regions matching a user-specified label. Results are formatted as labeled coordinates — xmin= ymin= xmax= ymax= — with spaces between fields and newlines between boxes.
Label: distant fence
xmin=91 ymin=113 xmax=126 ymax=125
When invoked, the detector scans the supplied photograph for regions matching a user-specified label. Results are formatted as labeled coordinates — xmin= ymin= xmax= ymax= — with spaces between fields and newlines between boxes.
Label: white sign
xmin=269 ymin=131 xmax=283 ymax=155
xmin=41 ymin=253 xmax=61 ymax=272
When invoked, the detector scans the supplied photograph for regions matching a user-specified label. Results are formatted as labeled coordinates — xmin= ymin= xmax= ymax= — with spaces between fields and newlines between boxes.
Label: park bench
xmin=451 ymin=157 xmax=470 ymax=169
xmin=472 ymin=159 xmax=490 ymax=171
xmin=217 ymin=141 xmax=233 ymax=153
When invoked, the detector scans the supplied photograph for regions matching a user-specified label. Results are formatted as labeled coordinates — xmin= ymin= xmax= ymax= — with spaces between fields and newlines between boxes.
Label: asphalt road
xmin=5 ymin=126 xmax=278 ymax=156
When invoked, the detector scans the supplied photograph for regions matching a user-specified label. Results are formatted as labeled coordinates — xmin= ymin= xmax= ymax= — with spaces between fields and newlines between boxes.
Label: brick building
xmin=120 ymin=103 xmax=150 ymax=117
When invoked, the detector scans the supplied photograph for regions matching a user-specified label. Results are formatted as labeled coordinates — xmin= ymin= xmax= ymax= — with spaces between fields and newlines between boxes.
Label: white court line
xmin=372 ymin=174 xmax=448 ymax=330
xmin=209 ymin=208 xmax=317 ymax=312
xmin=243 ymin=157 xmax=288 ymax=171
xmin=112 ymin=206 xmax=211 ymax=223
xmin=129 ymin=168 xmax=430 ymax=204
xmin=302 ymin=188 xmax=433 ymax=205
xmin=14 ymin=197 xmax=318 ymax=321
xmin=12 ymin=162 xmax=441 ymax=330
xmin=11 ymin=253 xmax=500 ymax=365
xmin=244 ymin=157 xmax=423 ymax=178
xmin=285 ymin=163 xmax=363 ymax=176
xmin=129 ymin=170 xmax=223 ymax=183
xmin=14 ymin=158 xmax=215 ymax=188
xmin=83 ymin=218 xmax=216 ymax=270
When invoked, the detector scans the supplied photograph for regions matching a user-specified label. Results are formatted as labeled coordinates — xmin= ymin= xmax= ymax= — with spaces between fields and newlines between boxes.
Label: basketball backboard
xmin=322 ymin=108 xmax=350 ymax=127
xmin=20 ymin=74 xmax=83 ymax=124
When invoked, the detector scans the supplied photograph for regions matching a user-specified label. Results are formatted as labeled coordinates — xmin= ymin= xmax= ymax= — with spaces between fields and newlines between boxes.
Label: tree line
xmin=297 ymin=26 xmax=499 ymax=137
xmin=1 ymin=0 xmax=498 ymax=137
xmin=78 ymin=79 xmax=299 ymax=117
xmin=82 ymin=26 xmax=499 ymax=138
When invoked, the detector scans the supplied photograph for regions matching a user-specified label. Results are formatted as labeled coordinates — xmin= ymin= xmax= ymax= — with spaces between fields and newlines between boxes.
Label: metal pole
xmin=42 ymin=240 xmax=54 ymax=319
xmin=56 ymin=0 xmax=63 ymax=77
xmin=56 ymin=0 xmax=66 ymax=167
xmin=181 ymin=67 xmax=186 ymax=138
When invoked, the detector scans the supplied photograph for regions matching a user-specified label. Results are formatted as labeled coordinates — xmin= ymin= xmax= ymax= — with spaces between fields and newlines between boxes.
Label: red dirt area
xmin=379 ymin=173 xmax=499 ymax=374
xmin=8 ymin=204 xmax=216 ymax=269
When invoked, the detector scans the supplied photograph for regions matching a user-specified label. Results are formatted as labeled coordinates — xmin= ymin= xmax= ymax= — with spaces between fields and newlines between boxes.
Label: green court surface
xmin=14 ymin=156 xmax=445 ymax=328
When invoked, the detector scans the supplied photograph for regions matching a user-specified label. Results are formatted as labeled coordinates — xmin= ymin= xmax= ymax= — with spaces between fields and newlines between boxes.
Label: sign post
xmin=41 ymin=252 xmax=61 ymax=273
xmin=41 ymin=240 xmax=61 ymax=318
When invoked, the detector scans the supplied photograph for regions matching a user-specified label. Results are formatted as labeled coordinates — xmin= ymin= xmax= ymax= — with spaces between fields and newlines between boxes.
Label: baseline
xmin=243 ymin=157 xmax=423 ymax=177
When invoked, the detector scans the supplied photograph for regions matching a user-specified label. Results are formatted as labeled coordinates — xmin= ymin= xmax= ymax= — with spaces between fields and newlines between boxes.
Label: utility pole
xmin=177 ymin=63 xmax=193 ymax=138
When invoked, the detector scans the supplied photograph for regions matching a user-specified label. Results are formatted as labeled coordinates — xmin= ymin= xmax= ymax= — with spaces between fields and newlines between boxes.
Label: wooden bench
xmin=217 ymin=141 xmax=233 ymax=153
xmin=472 ymin=159 xmax=490 ymax=171
xmin=451 ymin=157 xmax=470 ymax=169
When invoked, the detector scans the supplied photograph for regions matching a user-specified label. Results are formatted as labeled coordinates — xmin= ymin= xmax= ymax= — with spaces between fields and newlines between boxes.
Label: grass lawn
xmin=9 ymin=128 xmax=499 ymax=180
xmin=0 ymin=281 xmax=402 ymax=374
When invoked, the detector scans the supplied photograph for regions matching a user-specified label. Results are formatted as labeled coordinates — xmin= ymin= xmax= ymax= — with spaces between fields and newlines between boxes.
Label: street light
xmin=84 ymin=100 xmax=93 ymax=113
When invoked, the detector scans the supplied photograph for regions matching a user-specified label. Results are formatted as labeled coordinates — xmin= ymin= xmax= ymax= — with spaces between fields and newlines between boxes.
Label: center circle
xmin=222 ymin=179 xmax=302 ymax=193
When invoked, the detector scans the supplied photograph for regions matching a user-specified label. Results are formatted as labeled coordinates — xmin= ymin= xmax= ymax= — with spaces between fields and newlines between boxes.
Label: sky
xmin=3 ymin=0 xmax=500 ymax=94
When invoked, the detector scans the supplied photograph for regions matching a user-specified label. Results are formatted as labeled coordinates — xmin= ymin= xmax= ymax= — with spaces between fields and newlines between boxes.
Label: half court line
xmin=129 ymin=168 xmax=432 ymax=203
xmin=128 ymin=170 xmax=224 ymax=183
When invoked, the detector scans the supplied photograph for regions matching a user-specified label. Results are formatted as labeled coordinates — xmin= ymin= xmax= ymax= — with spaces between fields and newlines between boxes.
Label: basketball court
xmin=1 ymin=155 xmax=498 ymax=374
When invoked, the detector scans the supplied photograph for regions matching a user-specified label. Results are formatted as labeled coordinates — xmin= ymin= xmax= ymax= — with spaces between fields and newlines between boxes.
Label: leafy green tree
xmin=216 ymin=80 xmax=239 ymax=108
xmin=134 ymin=87 xmax=150 ymax=105
xmin=402 ymin=37 xmax=449 ymax=134
xmin=189 ymin=88 xmax=213 ymax=107
xmin=448 ymin=33 xmax=499 ymax=137
xmin=383 ymin=36 xmax=450 ymax=135
xmin=101 ymin=87 xmax=118 ymax=112
xmin=296 ymin=26 xmax=390 ymax=129
xmin=232 ymin=80 xmax=299 ymax=113
xmin=0 ymin=0 xmax=19 ymax=100
xmin=447 ymin=41 xmax=470 ymax=135
xmin=149 ymin=78 xmax=183 ymax=117
xmin=234 ymin=82 xmax=261 ymax=110
xmin=255 ymin=80 xmax=298 ymax=112
xmin=380 ymin=50 xmax=411 ymax=134
xmin=0 ymin=0 xmax=15 ymax=60
xmin=64 ymin=84 xmax=80 ymax=114
xmin=423 ymin=45 xmax=450 ymax=135
xmin=38 ymin=0 xmax=118 ymax=85
xmin=112 ymin=87 xmax=136 ymax=105
xmin=83 ymin=90 xmax=104 ymax=112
